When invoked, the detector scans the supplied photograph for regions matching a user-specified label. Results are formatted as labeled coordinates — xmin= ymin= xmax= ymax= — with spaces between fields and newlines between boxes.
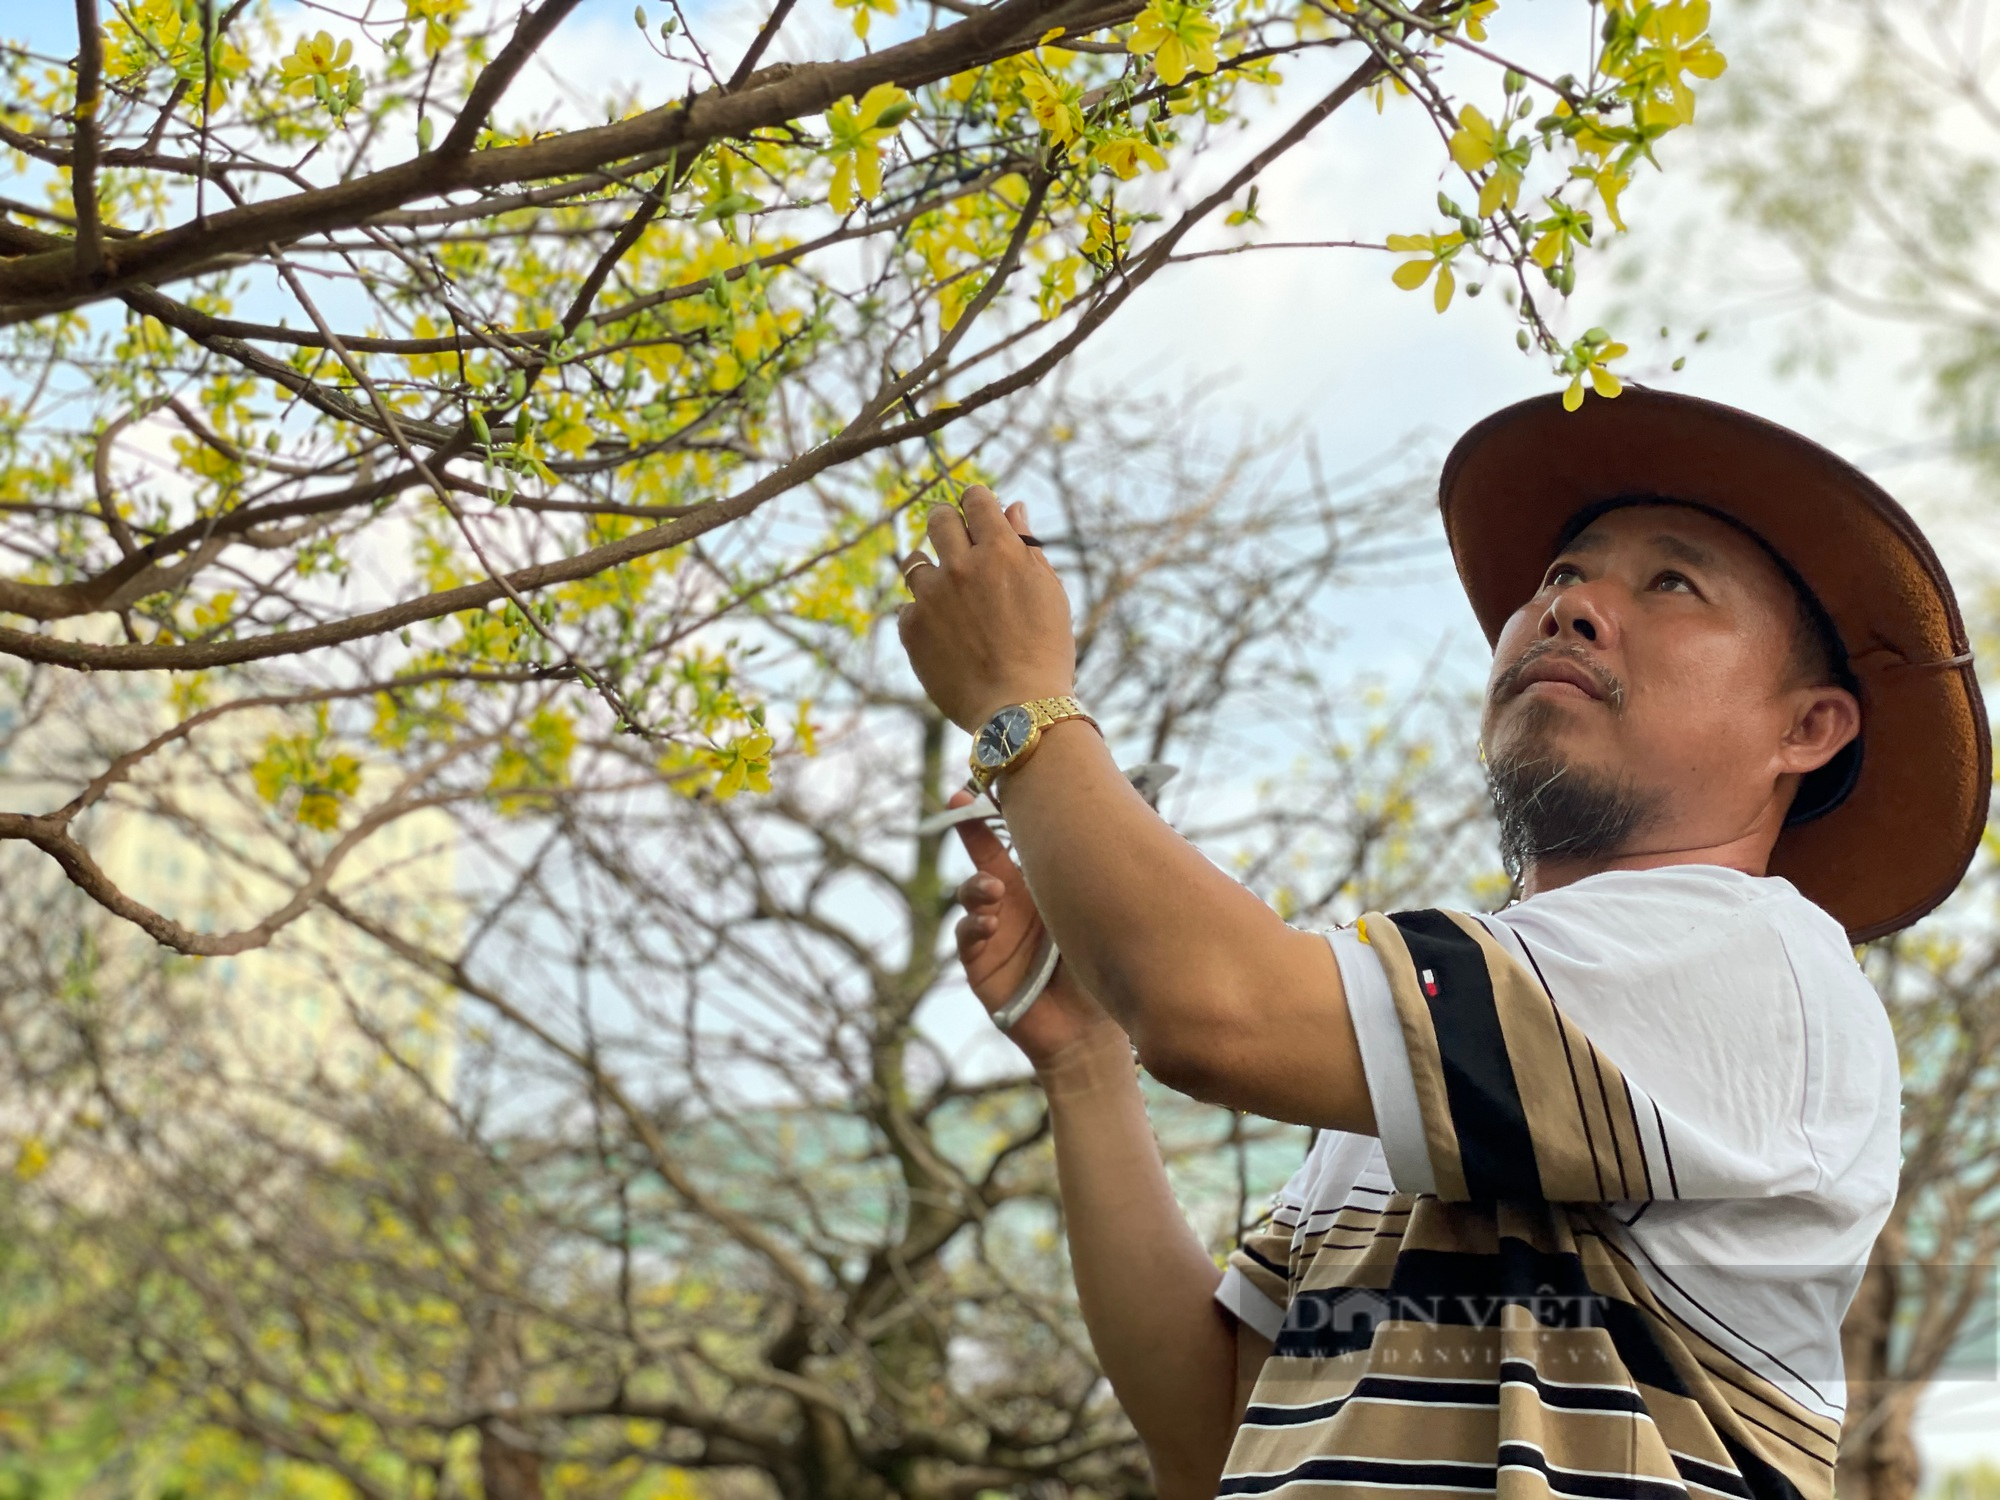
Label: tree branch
xmin=0 ymin=0 xmax=1129 ymax=319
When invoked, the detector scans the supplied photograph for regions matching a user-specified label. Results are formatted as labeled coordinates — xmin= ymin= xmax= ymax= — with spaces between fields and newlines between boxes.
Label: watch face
xmin=973 ymin=705 xmax=1036 ymax=770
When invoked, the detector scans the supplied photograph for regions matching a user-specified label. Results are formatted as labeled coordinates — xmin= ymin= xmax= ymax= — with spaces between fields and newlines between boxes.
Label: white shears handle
xmin=918 ymin=762 xmax=1179 ymax=1032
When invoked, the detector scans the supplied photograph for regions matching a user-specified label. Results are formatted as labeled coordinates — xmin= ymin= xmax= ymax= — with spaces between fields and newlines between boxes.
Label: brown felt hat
xmin=1441 ymin=385 xmax=1989 ymax=942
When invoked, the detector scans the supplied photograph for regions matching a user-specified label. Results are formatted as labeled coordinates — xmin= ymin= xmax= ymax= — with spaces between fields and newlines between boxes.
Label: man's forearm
xmin=1039 ymin=1027 xmax=1251 ymax=1498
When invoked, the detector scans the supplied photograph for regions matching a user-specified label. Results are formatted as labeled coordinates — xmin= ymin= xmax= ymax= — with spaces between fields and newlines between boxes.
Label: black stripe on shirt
xmin=1498 ymin=1443 xmax=1690 ymax=1500
xmin=1719 ymin=1433 xmax=1811 ymax=1500
xmin=1515 ymin=927 xmax=1610 ymax=1201
xmin=1671 ymin=1452 xmax=1754 ymax=1500
xmin=1389 ymin=909 xmax=1539 ymax=1200
xmin=1248 ymin=1365 xmax=1644 ymax=1430
xmin=1651 ymin=1096 xmax=1681 ymax=1199
xmin=1238 ymin=1241 xmax=1289 ymax=1279
xmin=1219 ymin=1455 xmax=1500 ymax=1495
xmin=1245 ymin=1374 xmax=1502 ymax=1427
xmin=1498 ymin=1359 xmax=1647 ymax=1416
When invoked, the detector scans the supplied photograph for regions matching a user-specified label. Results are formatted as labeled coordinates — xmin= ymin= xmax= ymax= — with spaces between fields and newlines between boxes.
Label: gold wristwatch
xmin=967 ymin=695 xmax=1099 ymax=798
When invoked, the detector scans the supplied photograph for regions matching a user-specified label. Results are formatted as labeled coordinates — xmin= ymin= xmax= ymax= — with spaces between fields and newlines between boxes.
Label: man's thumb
xmin=946 ymin=790 xmax=1014 ymax=874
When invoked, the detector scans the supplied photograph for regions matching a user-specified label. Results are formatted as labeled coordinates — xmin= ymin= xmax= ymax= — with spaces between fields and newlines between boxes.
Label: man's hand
xmin=949 ymin=789 xmax=1121 ymax=1073
xmin=898 ymin=485 xmax=1075 ymax=730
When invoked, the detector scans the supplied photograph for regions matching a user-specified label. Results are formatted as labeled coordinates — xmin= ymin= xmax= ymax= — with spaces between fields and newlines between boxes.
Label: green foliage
xmin=0 ymin=0 xmax=1726 ymax=958
xmin=252 ymin=707 xmax=365 ymax=832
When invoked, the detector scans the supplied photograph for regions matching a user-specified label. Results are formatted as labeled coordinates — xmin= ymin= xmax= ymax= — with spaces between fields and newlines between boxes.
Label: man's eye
xmin=1546 ymin=563 xmax=1584 ymax=587
xmin=1654 ymin=571 xmax=1694 ymax=593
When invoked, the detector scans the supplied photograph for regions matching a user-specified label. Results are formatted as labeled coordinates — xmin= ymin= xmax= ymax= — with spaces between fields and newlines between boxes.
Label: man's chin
xmin=1485 ymin=697 xmax=1602 ymax=767
xmin=1485 ymin=733 xmax=1665 ymax=874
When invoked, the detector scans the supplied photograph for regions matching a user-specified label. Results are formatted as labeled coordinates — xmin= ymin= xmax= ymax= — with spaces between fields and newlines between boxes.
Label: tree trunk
xmin=478 ymin=1422 xmax=547 ymax=1500
xmin=1839 ymin=1258 xmax=1923 ymax=1500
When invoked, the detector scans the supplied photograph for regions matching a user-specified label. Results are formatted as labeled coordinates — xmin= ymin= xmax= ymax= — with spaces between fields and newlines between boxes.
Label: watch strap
xmin=1022 ymin=695 xmax=1095 ymax=734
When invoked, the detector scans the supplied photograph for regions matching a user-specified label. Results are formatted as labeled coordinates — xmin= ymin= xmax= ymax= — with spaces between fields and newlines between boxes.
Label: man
xmin=895 ymin=387 xmax=1989 ymax=1500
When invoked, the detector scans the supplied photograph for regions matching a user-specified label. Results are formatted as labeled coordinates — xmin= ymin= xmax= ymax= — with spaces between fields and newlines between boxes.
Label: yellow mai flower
xmin=825 ymin=84 xmax=913 ymax=214
xmin=1020 ymin=70 xmax=1086 ymax=147
xmin=1092 ymin=132 xmax=1168 ymax=180
xmin=407 ymin=0 xmax=469 ymax=57
xmin=1623 ymin=0 xmax=1727 ymax=127
xmin=1459 ymin=0 xmax=1498 ymax=39
xmin=109 ymin=0 xmax=249 ymax=106
xmin=832 ymin=0 xmax=898 ymax=38
xmin=1447 ymin=104 xmax=1528 ymax=217
xmin=1082 ymin=209 xmax=1131 ymax=262
xmin=1128 ymin=0 xmax=1221 ymax=87
xmin=543 ymin=404 xmax=595 ymax=458
xmin=938 ymin=271 xmax=989 ymax=331
xmin=1562 ymin=339 xmax=1629 ymax=411
xmin=251 ymin=709 xmax=364 ymax=830
xmin=278 ymin=30 xmax=356 ymax=99
xmin=14 ymin=1136 xmax=48 ymax=1181
xmin=1571 ymin=161 xmax=1631 ymax=232
xmin=705 ymin=731 xmax=774 ymax=799
xmin=1385 ymin=230 xmax=1466 ymax=313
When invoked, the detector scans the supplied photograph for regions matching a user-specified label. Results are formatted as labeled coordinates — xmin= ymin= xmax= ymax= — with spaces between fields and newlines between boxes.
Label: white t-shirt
xmin=1215 ymin=864 xmax=1900 ymax=1421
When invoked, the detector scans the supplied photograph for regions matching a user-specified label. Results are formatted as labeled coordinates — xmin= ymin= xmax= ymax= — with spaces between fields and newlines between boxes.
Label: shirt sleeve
xmin=1328 ymin=925 xmax=1435 ymax=1195
xmin=1216 ymin=1218 xmax=1291 ymax=1341
xmin=1213 ymin=1130 xmax=1380 ymax=1338
xmin=1352 ymin=906 xmax=1815 ymax=1204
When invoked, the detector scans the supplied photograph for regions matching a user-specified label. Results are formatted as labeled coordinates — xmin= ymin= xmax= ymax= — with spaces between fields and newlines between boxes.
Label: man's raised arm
xmin=898 ymin=486 xmax=1375 ymax=1134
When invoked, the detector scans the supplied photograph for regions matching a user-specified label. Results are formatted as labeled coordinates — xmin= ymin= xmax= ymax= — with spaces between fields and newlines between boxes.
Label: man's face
xmin=1480 ymin=504 xmax=1857 ymax=867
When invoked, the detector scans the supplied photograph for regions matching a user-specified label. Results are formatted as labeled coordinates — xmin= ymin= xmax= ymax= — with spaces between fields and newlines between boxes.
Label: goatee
xmin=1486 ymin=736 xmax=1664 ymax=880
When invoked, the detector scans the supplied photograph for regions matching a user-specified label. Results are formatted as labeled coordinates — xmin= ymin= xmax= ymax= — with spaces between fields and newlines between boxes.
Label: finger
xmin=957 ymin=871 xmax=1006 ymax=909
xmin=955 ymin=914 xmax=991 ymax=955
xmin=953 ymin=811 xmax=1016 ymax=876
xmin=899 ymin=551 xmax=938 ymax=595
xmin=1006 ymin=501 xmax=1058 ymax=574
xmin=961 ymin=484 xmax=1018 ymax=546
xmin=927 ymin=502 xmax=971 ymax=564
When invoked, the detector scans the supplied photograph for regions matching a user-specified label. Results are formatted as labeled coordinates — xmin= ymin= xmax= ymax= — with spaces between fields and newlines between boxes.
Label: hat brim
xmin=1441 ymin=386 xmax=1989 ymax=942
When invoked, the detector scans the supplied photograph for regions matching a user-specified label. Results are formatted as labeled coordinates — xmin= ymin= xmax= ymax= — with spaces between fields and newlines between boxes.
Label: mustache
xmin=1490 ymin=640 xmax=1627 ymax=711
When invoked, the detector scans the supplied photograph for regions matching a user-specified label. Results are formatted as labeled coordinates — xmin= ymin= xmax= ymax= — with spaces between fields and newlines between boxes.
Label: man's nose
xmin=1541 ymin=584 xmax=1613 ymax=646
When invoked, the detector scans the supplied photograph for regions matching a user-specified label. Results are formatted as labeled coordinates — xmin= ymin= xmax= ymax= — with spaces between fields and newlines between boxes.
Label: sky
xmin=8 ymin=0 xmax=1997 ymax=1476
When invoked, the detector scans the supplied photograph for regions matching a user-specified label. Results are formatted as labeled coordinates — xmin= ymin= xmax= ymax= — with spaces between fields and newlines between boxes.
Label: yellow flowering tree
xmin=1379 ymin=0 xmax=1729 ymax=395
xmin=0 ymin=0 xmax=1724 ymax=959
xmin=0 ymin=397 xmax=1496 ymax=1498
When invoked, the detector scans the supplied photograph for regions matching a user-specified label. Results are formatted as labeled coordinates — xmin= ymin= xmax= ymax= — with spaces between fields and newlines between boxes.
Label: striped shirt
xmin=1213 ymin=867 xmax=1899 ymax=1500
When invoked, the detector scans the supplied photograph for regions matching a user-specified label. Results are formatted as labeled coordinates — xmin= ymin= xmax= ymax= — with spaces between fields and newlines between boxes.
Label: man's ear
xmin=1779 ymin=684 xmax=1862 ymax=775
